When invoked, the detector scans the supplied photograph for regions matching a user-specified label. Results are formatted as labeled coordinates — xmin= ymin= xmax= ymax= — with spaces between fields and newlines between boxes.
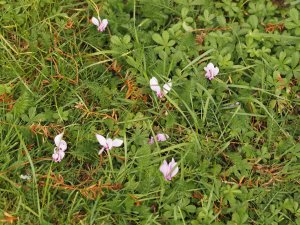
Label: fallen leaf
xmin=0 ymin=212 xmax=18 ymax=223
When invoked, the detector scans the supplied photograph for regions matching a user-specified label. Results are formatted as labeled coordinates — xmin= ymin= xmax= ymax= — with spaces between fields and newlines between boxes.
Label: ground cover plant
xmin=1 ymin=0 xmax=300 ymax=224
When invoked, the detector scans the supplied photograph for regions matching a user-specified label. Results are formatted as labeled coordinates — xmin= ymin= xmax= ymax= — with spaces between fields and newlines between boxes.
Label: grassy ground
xmin=1 ymin=0 xmax=300 ymax=224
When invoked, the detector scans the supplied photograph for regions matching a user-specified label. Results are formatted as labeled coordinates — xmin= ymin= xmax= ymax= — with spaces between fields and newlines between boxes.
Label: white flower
xmin=20 ymin=174 xmax=31 ymax=180
xmin=91 ymin=17 xmax=108 ymax=32
xmin=204 ymin=63 xmax=219 ymax=80
xmin=52 ymin=132 xmax=67 ymax=163
xmin=150 ymin=77 xmax=172 ymax=98
xmin=96 ymin=134 xmax=123 ymax=155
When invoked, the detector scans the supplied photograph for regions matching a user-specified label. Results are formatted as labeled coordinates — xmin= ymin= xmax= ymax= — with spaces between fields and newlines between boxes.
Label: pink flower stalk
xmin=96 ymin=134 xmax=123 ymax=155
xmin=148 ymin=133 xmax=169 ymax=144
xmin=150 ymin=77 xmax=172 ymax=98
xmin=52 ymin=132 xmax=67 ymax=162
xmin=91 ymin=17 xmax=108 ymax=32
xmin=204 ymin=63 xmax=219 ymax=80
xmin=160 ymin=158 xmax=179 ymax=181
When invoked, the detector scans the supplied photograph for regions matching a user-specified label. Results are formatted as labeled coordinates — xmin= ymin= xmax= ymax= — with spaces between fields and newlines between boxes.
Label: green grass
xmin=1 ymin=0 xmax=300 ymax=224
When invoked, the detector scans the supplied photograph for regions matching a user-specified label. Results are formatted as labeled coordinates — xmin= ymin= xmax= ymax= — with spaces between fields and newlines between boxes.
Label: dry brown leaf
xmin=0 ymin=212 xmax=18 ymax=223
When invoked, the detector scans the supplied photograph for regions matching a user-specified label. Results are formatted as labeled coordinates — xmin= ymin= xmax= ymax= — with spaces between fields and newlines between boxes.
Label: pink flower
xmin=96 ymin=134 xmax=123 ymax=155
xmin=91 ymin=17 xmax=108 ymax=32
xmin=160 ymin=158 xmax=179 ymax=181
xmin=148 ymin=136 xmax=154 ymax=144
xmin=52 ymin=132 xmax=67 ymax=162
xmin=204 ymin=63 xmax=219 ymax=80
xmin=157 ymin=133 xmax=169 ymax=141
xmin=150 ymin=77 xmax=172 ymax=98
xmin=149 ymin=133 xmax=169 ymax=144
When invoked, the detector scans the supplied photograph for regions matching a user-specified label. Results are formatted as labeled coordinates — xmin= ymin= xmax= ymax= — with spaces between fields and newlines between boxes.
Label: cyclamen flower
xmin=91 ymin=16 xmax=108 ymax=32
xmin=96 ymin=134 xmax=123 ymax=155
xmin=52 ymin=132 xmax=67 ymax=162
xmin=160 ymin=158 xmax=179 ymax=181
xmin=204 ymin=63 xmax=219 ymax=80
xmin=150 ymin=77 xmax=172 ymax=98
xmin=148 ymin=133 xmax=169 ymax=144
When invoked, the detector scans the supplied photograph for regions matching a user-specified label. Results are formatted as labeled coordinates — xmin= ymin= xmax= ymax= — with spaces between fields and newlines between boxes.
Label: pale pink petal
xmin=58 ymin=151 xmax=65 ymax=161
xmin=169 ymin=158 xmax=176 ymax=169
xmin=163 ymin=80 xmax=172 ymax=95
xmin=157 ymin=91 xmax=164 ymax=98
xmin=205 ymin=72 xmax=213 ymax=80
xmin=213 ymin=67 xmax=219 ymax=76
xmin=150 ymin=77 xmax=162 ymax=94
xmin=91 ymin=17 xmax=100 ymax=27
xmin=52 ymin=149 xmax=65 ymax=162
xmin=204 ymin=63 xmax=215 ymax=72
xmin=112 ymin=138 xmax=123 ymax=147
xmin=106 ymin=138 xmax=113 ymax=150
xmin=52 ymin=152 xmax=59 ymax=161
xmin=99 ymin=19 xmax=108 ymax=32
xmin=204 ymin=63 xmax=219 ymax=80
xmin=54 ymin=133 xmax=64 ymax=147
xmin=148 ymin=136 xmax=154 ymax=144
xmin=96 ymin=134 xmax=107 ymax=147
xmin=98 ymin=147 xmax=105 ymax=155
xmin=159 ymin=160 xmax=170 ymax=178
xmin=169 ymin=158 xmax=179 ymax=178
xmin=156 ymin=133 xmax=169 ymax=142
xmin=165 ymin=174 xmax=172 ymax=181
xmin=171 ymin=165 xmax=179 ymax=178
xmin=58 ymin=140 xmax=67 ymax=151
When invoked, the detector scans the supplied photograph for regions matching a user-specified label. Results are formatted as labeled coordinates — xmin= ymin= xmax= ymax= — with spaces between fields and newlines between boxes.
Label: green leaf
xmin=291 ymin=51 xmax=299 ymax=68
xmin=181 ymin=7 xmax=189 ymax=18
xmin=126 ymin=56 xmax=140 ymax=69
xmin=152 ymin=33 xmax=164 ymax=45
xmin=111 ymin=35 xmax=122 ymax=45
xmin=185 ymin=205 xmax=196 ymax=213
xmin=182 ymin=21 xmax=193 ymax=32
xmin=12 ymin=92 xmax=31 ymax=117
xmin=123 ymin=34 xmax=131 ymax=44
xmin=248 ymin=15 xmax=258 ymax=28
xmin=168 ymin=40 xmax=176 ymax=46
xmin=185 ymin=17 xmax=194 ymax=23
xmin=289 ymin=8 xmax=299 ymax=22
xmin=217 ymin=15 xmax=226 ymax=26
xmin=162 ymin=31 xmax=169 ymax=43
xmin=285 ymin=21 xmax=297 ymax=29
